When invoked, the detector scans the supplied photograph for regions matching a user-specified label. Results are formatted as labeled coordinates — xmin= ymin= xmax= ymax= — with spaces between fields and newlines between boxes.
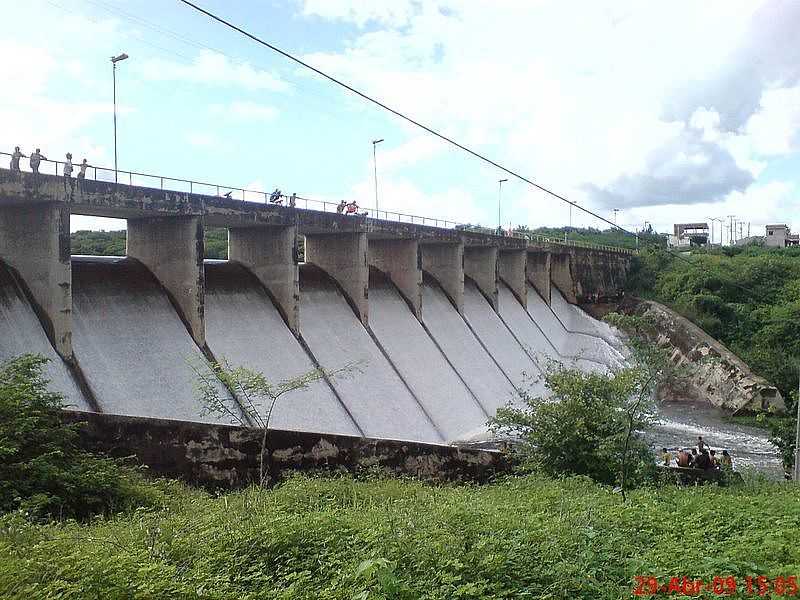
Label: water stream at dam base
xmin=650 ymin=401 xmax=784 ymax=479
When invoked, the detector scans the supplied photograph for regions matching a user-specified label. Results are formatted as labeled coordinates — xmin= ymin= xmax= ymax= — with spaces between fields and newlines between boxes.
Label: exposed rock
xmin=630 ymin=300 xmax=784 ymax=414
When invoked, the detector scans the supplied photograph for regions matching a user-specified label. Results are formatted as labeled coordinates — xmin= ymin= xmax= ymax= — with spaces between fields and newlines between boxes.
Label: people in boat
xmin=720 ymin=450 xmax=733 ymax=470
xmin=661 ymin=448 xmax=673 ymax=467
xmin=697 ymin=436 xmax=707 ymax=453
xmin=676 ymin=448 xmax=691 ymax=467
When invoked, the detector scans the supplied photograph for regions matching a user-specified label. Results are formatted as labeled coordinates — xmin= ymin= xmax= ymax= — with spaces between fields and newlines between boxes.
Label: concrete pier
xmin=421 ymin=242 xmax=464 ymax=313
xmin=549 ymin=250 xmax=577 ymax=303
xmin=305 ymin=232 xmax=369 ymax=324
xmin=0 ymin=202 xmax=73 ymax=358
xmin=229 ymin=225 xmax=299 ymax=332
xmin=368 ymin=238 xmax=422 ymax=318
xmin=463 ymin=246 xmax=498 ymax=310
xmin=499 ymin=249 xmax=527 ymax=307
xmin=126 ymin=216 xmax=206 ymax=346
xmin=526 ymin=250 xmax=551 ymax=304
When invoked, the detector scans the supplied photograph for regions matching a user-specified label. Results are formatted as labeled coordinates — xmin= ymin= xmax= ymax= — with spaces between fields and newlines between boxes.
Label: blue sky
xmin=2 ymin=0 xmax=799 ymax=237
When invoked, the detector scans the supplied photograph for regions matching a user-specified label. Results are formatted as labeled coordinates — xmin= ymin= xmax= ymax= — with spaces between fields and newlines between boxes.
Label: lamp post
xmin=372 ymin=138 xmax=384 ymax=213
xmin=497 ymin=178 xmax=508 ymax=233
xmin=613 ymin=208 xmax=620 ymax=225
xmin=727 ymin=215 xmax=736 ymax=246
xmin=111 ymin=53 xmax=129 ymax=183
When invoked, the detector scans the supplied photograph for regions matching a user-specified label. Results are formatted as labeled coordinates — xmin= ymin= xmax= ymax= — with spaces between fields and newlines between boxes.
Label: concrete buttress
xmin=421 ymin=242 xmax=464 ymax=313
xmin=463 ymin=246 xmax=498 ymax=310
xmin=228 ymin=225 xmax=299 ymax=333
xmin=498 ymin=249 xmax=527 ymax=307
xmin=526 ymin=249 xmax=551 ymax=304
xmin=368 ymin=238 xmax=422 ymax=319
xmin=0 ymin=202 xmax=72 ymax=358
xmin=305 ymin=232 xmax=369 ymax=325
xmin=126 ymin=216 xmax=206 ymax=346
xmin=549 ymin=250 xmax=577 ymax=303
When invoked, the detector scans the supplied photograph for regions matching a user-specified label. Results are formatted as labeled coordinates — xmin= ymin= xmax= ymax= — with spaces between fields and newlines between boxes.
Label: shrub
xmin=0 ymin=354 xmax=160 ymax=520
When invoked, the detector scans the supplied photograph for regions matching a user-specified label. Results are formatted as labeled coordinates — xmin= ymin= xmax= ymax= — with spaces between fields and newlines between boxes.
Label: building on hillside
xmin=668 ymin=223 xmax=709 ymax=248
xmin=765 ymin=224 xmax=799 ymax=248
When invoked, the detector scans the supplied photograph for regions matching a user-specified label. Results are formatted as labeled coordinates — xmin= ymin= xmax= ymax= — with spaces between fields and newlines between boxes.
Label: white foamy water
xmin=300 ymin=267 xmax=443 ymax=444
xmin=0 ymin=260 xmax=90 ymax=410
xmin=204 ymin=261 xmax=361 ymax=436
xmin=369 ymin=272 xmax=489 ymax=441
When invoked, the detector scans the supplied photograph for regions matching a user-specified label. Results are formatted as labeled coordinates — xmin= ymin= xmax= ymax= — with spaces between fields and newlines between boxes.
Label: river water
xmin=650 ymin=401 xmax=784 ymax=479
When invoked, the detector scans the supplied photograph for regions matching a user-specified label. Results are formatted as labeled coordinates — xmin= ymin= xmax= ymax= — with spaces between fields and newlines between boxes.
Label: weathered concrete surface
xmin=127 ymin=216 xmax=206 ymax=346
xmin=63 ymin=410 xmax=509 ymax=487
xmin=368 ymin=238 xmax=422 ymax=318
xmin=305 ymin=232 xmax=369 ymax=324
xmin=628 ymin=299 xmax=785 ymax=413
xmin=228 ymin=225 xmax=299 ymax=332
xmin=571 ymin=248 xmax=630 ymax=303
xmin=499 ymin=249 xmax=527 ymax=307
xmin=0 ymin=202 xmax=72 ymax=358
xmin=526 ymin=249 xmax=551 ymax=305
xmin=463 ymin=246 xmax=498 ymax=310
xmin=421 ymin=242 xmax=464 ymax=313
xmin=549 ymin=251 xmax=576 ymax=303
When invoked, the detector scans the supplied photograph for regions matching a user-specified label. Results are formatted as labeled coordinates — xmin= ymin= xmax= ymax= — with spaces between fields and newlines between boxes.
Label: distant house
xmin=765 ymin=224 xmax=799 ymax=248
xmin=668 ymin=223 xmax=709 ymax=248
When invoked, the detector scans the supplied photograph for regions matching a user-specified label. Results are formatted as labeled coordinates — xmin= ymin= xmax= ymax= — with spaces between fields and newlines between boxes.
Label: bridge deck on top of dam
xmin=0 ymin=166 xmax=633 ymax=253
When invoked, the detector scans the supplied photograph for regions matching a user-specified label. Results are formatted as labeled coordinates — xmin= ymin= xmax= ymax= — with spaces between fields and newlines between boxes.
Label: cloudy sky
xmin=3 ymin=0 xmax=799 ymax=239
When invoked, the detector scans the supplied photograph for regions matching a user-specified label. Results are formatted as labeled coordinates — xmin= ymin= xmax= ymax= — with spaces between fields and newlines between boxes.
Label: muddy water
xmin=650 ymin=401 xmax=784 ymax=479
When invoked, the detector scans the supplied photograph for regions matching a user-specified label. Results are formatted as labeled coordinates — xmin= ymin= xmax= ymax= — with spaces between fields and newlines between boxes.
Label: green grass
xmin=2 ymin=474 xmax=799 ymax=599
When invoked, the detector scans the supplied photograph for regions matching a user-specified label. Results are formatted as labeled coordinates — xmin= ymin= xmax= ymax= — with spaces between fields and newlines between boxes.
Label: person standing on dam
xmin=29 ymin=148 xmax=46 ymax=175
xmin=77 ymin=159 xmax=89 ymax=192
xmin=10 ymin=146 xmax=26 ymax=175
xmin=63 ymin=153 xmax=74 ymax=193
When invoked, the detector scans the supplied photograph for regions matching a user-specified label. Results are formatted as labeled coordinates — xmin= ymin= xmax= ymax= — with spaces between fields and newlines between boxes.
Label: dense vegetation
xmin=0 ymin=355 xmax=159 ymax=520
xmin=71 ymin=228 xmax=229 ymax=259
xmin=1 ymin=474 xmax=798 ymax=599
xmin=628 ymin=245 xmax=800 ymax=407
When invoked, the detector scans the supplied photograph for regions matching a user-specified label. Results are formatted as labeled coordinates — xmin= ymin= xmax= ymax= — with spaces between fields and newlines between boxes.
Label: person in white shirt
xmin=63 ymin=153 xmax=74 ymax=193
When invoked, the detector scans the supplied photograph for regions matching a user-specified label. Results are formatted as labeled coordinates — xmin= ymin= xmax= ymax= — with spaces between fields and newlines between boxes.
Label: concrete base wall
xmin=63 ymin=410 xmax=508 ymax=488
xmin=305 ymin=232 xmax=369 ymax=324
xmin=550 ymin=251 xmax=577 ymax=303
xmin=421 ymin=242 xmax=464 ymax=313
xmin=0 ymin=202 xmax=72 ymax=358
xmin=571 ymin=249 xmax=631 ymax=303
xmin=127 ymin=216 xmax=206 ymax=346
xmin=464 ymin=246 xmax=498 ymax=310
xmin=229 ymin=226 xmax=299 ymax=332
xmin=498 ymin=249 xmax=527 ymax=307
xmin=368 ymin=238 xmax=422 ymax=318
xmin=526 ymin=250 xmax=551 ymax=304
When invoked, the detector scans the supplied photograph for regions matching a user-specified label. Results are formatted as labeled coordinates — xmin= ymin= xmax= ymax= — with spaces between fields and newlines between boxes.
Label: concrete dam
xmin=0 ymin=168 xmax=633 ymax=446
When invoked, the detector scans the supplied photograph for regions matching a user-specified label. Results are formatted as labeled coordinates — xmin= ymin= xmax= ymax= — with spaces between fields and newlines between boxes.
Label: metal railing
xmin=1 ymin=149 xmax=634 ymax=254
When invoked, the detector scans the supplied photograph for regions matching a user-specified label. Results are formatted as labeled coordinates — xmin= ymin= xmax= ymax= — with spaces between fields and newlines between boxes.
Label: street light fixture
xmin=613 ymin=208 xmax=620 ymax=225
xmin=372 ymin=139 xmax=384 ymax=213
xmin=111 ymin=53 xmax=129 ymax=183
xmin=497 ymin=178 xmax=508 ymax=233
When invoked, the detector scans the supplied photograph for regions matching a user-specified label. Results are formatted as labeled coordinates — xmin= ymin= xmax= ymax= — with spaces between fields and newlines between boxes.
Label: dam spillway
xmin=0 ymin=169 xmax=633 ymax=445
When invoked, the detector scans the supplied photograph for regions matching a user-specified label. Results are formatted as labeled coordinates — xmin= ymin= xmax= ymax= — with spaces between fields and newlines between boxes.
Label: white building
xmin=765 ymin=224 xmax=799 ymax=248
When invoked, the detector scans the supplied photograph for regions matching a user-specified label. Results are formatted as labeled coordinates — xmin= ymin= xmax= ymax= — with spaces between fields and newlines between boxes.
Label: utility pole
xmin=372 ymin=138 xmax=384 ymax=213
xmin=111 ymin=53 xmax=129 ymax=183
xmin=727 ymin=215 xmax=736 ymax=245
xmin=795 ymin=366 xmax=800 ymax=482
xmin=497 ymin=178 xmax=508 ymax=233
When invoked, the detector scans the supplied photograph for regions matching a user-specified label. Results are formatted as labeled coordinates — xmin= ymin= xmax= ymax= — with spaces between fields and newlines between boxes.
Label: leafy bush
xmin=490 ymin=365 xmax=656 ymax=488
xmin=0 ymin=354 xmax=161 ymax=520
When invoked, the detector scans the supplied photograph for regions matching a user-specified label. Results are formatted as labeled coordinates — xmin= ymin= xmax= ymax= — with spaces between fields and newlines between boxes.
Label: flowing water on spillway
xmin=0 ymin=260 xmax=90 ymax=409
xmin=71 ymin=256 xmax=230 ymax=423
xmin=368 ymin=269 xmax=489 ymax=440
xmin=1 ymin=254 xmax=784 ymax=471
xmin=420 ymin=273 xmax=518 ymax=420
xmin=204 ymin=260 xmax=361 ymax=436
xmin=299 ymin=264 xmax=442 ymax=443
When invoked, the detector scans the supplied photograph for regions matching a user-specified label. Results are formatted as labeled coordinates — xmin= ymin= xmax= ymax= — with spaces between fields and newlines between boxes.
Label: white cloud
xmin=299 ymin=0 xmax=421 ymax=28
xmin=139 ymin=50 xmax=289 ymax=92
xmin=744 ymin=85 xmax=800 ymax=155
xmin=210 ymin=101 xmax=279 ymax=122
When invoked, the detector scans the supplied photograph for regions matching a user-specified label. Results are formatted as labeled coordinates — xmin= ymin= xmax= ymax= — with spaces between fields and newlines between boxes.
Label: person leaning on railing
xmin=9 ymin=146 xmax=26 ymax=178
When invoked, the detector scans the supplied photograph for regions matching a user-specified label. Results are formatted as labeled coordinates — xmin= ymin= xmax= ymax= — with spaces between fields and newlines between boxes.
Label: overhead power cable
xmin=175 ymin=0 xmax=768 ymax=300
xmin=175 ymin=0 xmax=627 ymax=236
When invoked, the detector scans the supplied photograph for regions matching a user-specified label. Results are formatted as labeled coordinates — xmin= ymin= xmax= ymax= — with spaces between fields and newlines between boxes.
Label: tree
xmin=193 ymin=359 xmax=358 ymax=486
xmin=490 ymin=362 xmax=656 ymax=490
xmin=0 ymin=354 xmax=152 ymax=520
